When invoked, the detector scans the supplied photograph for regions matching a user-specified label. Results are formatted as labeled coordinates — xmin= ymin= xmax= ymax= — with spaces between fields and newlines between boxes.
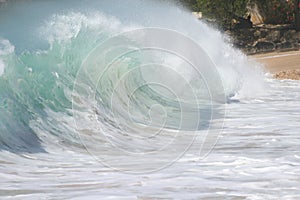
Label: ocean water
xmin=0 ymin=0 xmax=299 ymax=199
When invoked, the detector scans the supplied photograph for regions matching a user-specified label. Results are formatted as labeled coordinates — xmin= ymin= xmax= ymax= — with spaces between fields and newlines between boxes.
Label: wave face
xmin=0 ymin=0 xmax=264 ymax=160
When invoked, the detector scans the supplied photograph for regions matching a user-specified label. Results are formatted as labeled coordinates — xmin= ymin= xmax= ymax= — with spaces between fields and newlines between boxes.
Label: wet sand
xmin=251 ymin=50 xmax=300 ymax=80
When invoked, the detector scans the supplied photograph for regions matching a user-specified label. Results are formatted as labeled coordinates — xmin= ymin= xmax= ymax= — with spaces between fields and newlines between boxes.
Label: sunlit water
xmin=0 ymin=1 xmax=299 ymax=199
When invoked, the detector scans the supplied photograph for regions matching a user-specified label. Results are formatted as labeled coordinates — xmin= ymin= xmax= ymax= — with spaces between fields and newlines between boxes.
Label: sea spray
xmin=0 ymin=0 xmax=265 ymax=168
xmin=1 ymin=1 xmax=298 ymax=199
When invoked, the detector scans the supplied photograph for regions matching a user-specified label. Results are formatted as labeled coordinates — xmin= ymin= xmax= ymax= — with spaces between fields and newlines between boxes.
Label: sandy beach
xmin=251 ymin=50 xmax=300 ymax=79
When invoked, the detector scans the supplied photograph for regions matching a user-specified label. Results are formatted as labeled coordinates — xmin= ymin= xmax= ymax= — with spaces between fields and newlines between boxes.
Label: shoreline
xmin=250 ymin=50 xmax=300 ymax=80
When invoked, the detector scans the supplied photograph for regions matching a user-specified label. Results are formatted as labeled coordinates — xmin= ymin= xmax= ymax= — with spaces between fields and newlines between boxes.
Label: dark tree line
xmin=295 ymin=0 xmax=300 ymax=30
xmin=179 ymin=0 xmax=300 ymax=30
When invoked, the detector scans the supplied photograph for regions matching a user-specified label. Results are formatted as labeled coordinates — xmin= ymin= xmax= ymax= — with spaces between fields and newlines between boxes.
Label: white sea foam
xmin=0 ymin=59 xmax=4 ymax=76
xmin=39 ymin=11 xmax=140 ymax=46
xmin=0 ymin=39 xmax=15 ymax=76
xmin=0 ymin=0 xmax=299 ymax=199
xmin=0 ymin=39 xmax=14 ymax=55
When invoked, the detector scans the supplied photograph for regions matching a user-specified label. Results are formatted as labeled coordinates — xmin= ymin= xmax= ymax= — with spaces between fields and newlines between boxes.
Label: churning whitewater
xmin=0 ymin=0 xmax=263 ymax=152
xmin=0 ymin=0 xmax=299 ymax=199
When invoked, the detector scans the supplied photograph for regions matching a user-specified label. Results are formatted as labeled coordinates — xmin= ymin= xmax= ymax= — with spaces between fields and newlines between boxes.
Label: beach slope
xmin=252 ymin=50 xmax=300 ymax=80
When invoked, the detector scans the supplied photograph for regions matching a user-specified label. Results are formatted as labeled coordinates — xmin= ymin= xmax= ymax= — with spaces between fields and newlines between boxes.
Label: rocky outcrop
xmin=254 ymin=41 xmax=275 ymax=51
xmin=226 ymin=25 xmax=300 ymax=54
xmin=274 ymin=70 xmax=300 ymax=80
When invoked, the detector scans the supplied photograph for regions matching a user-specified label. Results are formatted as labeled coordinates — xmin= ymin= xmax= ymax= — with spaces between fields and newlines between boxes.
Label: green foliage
xmin=196 ymin=0 xmax=248 ymax=18
xmin=179 ymin=0 xmax=300 ymax=29
xmin=179 ymin=0 xmax=249 ymax=29
xmin=252 ymin=0 xmax=295 ymax=24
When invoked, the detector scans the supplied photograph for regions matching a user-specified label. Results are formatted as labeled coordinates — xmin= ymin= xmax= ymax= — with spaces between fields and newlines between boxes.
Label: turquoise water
xmin=1 ymin=0 xmax=299 ymax=199
xmin=0 ymin=0 xmax=254 ymax=153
